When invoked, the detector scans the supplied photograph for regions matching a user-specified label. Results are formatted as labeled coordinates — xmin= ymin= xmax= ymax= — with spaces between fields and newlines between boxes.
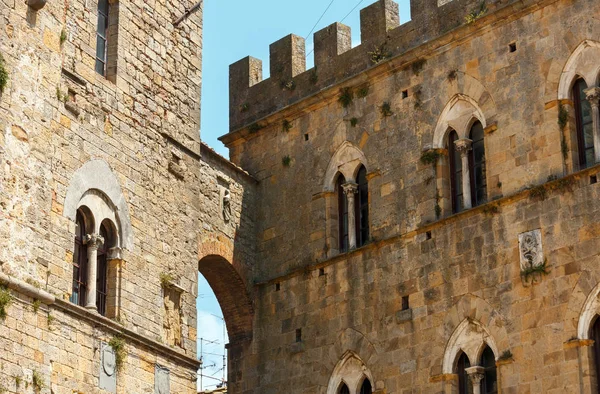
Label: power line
xmin=341 ymin=0 xmax=367 ymax=23
xmin=305 ymin=0 xmax=336 ymax=39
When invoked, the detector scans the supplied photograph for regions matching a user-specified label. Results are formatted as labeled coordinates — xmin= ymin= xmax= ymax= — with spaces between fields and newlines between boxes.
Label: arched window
xmin=71 ymin=211 xmax=89 ymax=307
xmin=480 ymin=345 xmax=497 ymax=394
xmin=356 ymin=166 xmax=369 ymax=247
xmin=338 ymin=383 xmax=350 ymax=394
xmin=591 ymin=316 xmax=600 ymax=393
xmin=337 ymin=174 xmax=349 ymax=252
xmin=456 ymin=351 xmax=471 ymax=394
xmin=573 ymin=78 xmax=595 ymax=168
xmin=96 ymin=222 xmax=109 ymax=316
xmin=469 ymin=121 xmax=487 ymax=207
xmin=359 ymin=378 xmax=372 ymax=394
xmin=448 ymin=130 xmax=463 ymax=213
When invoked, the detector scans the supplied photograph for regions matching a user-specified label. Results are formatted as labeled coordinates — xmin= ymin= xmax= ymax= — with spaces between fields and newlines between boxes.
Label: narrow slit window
xmin=95 ymin=0 xmax=109 ymax=76
xmin=573 ymin=78 xmax=595 ymax=169
xmin=337 ymin=174 xmax=349 ymax=252
xmin=70 ymin=211 xmax=88 ymax=307
xmin=469 ymin=121 xmax=487 ymax=207
xmin=448 ymin=130 xmax=463 ymax=213
xmin=356 ymin=166 xmax=369 ymax=247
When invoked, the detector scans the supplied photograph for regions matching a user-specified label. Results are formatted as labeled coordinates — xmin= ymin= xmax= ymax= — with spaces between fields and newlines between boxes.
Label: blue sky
xmin=200 ymin=0 xmax=412 ymax=157
xmin=196 ymin=0 xmax=411 ymax=390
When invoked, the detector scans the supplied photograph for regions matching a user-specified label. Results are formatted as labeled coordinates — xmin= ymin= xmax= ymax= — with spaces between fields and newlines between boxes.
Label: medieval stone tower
xmin=2 ymin=0 xmax=600 ymax=393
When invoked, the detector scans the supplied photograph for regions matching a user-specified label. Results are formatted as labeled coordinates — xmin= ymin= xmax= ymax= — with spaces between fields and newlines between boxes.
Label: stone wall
xmin=221 ymin=0 xmax=600 ymax=392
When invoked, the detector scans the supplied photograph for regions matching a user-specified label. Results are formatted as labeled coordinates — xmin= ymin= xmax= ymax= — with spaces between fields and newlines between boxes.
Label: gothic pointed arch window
xmin=71 ymin=210 xmax=90 ymax=307
xmin=591 ymin=316 xmax=600 ymax=393
xmin=573 ymin=78 xmax=595 ymax=168
xmin=469 ymin=121 xmax=487 ymax=207
xmin=356 ymin=165 xmax=369 ymax=247
xmin=359 ymin=378 xmax=372 ymax=394
xmin=338 ymin=383 xmax=350 ymax=394
xmin=480 ymin=345 xmax=498 ymax=394
xmin=337 ymin=174 xmax=349 ymax=252
xmin=448 ymin=130 xmax=463 ymax=213
xmin=456 ymin=351 xmax=471 ymax=394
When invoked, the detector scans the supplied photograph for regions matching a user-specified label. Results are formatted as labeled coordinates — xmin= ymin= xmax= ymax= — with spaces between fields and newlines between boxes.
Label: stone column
xmin=106 ymin=247 xmax=123 ymax=319
xmin=584 ymin=87 xmax=600 ymax=163
xmin=84 ymin=233 xmax=104 ymax=312
xmin=465 ymin=366 xmax=485 ymax=394
xmin=454 ymin=138 xmax=473 ymax=210
xmin=342 ymin=182 xmax=358 ymax=250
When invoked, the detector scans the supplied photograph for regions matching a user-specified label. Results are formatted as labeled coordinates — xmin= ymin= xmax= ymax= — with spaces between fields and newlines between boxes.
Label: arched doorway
xmin=197 ymin=254 xmax=253 ymax=392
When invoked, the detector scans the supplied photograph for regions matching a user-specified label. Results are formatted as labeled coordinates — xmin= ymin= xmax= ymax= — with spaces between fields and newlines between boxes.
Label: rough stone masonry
xmin=2 ymin=0 xmax=600 ymax=393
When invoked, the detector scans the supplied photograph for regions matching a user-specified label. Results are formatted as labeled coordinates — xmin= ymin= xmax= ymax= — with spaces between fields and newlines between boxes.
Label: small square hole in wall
xmin=319 ymin=267 xmax=325 ymax=276
xmin=509 ymin=42 xmax=517 ymax=53
xmin=295 ymin=329 xmax=302 ymax=342
xmin=275 ymin=282 xmax=281 ymax=291
xmin=426 ymin=231 xmax=432 ymax=240
xmin=591 ymin=175 xmax=598 ymax=185
xmin=402 ymin=90 xmax=408 ymax=99
xmin=304 ymin=134 xmax=309 ymax=141
xmin=402 ymin=296 xmax=410 ymax=311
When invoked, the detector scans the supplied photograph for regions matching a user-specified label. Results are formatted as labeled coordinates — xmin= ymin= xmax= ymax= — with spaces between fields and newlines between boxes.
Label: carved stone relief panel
xmin=163 ymin=286 xmax=183 ymax=347
xmin=155 ymin=364 xmax=170 ymax=394
xmin=518 ymin=229 xmax=544 ymax=270
xmin=99 ymin=342 xmax=117 ymax=393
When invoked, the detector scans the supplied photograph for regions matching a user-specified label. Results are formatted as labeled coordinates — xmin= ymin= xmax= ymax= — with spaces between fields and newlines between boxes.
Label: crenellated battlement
xmin=228 ymin=0 xmax=516 ymax=132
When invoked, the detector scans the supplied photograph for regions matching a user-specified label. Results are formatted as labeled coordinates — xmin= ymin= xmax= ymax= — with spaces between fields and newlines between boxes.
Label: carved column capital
xmin=465 ymin=366 xmax=485 ymax=385
xmin=341 ymin=182 xmax=358 ymax=195
xmin=454 ymin=138 xmax=473 ymax=156
xmin=585 ymin=87 xmax=600 ymax=105
xmin=85 ymin=234 xmax=105 ymax=250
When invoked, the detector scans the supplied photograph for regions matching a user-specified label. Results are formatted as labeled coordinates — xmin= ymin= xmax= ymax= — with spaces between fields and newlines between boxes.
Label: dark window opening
xmin=337 ymin=174 xmax=349 ymax=252
xmin=71 ymin=211 xmax=88 ymax=307
xmin=402 ymin=90 xmax=408 ymax=99
xmin=295 ymin=328 xmax=302 ymax=342
xmin=356 ymin=166 xmax=369 ymax=247
xmin=591 ymin=316 xmax=600 ymax=394
xmin=509 ymin=42 xmax=517 ymax=52
xmin=456 ymin=351 xmax=471 ymax=394
xmin=96 ymin=222 xmax=109 ymax=316
xmin=481 ymin=345 xmax=498 ymax=394
xmin=319 ymin=267 xmax=325 ymax=276
xmin=426 ymin=231 xmax=432 ymax=240
xmin=339 ymin=383 xmax=350 ymax=394
xmin=591 ymin=175 xmax=598 ymax=185
xmin=304 ymin=133 xmax=309 ymax=141
xmin=402 ymin=295 xmax=409 ymax=311
xmin=359 ymin=378 xmax=372 ymax=394
xmin=574 ymin=78 xmax=595 ymax=169
xmin=448 ymin=130 xmax=463 ymax=213
xmin=95 ymin=0 xmax=109 ymax=76
xmin=275 ymin=282 xmax=281 ymax=291
xmin=469 ymin=121 xmax=487 ymax=207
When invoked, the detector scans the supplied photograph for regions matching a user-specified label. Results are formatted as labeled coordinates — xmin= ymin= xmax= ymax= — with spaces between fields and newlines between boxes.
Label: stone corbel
xmin=107 ymin=247 xmax=122 ymax=261
xmin=26 ymin=0 xmax=47 ymax=11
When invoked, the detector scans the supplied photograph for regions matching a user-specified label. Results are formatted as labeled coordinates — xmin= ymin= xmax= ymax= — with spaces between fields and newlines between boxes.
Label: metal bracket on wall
xmin=173 ymin=0 xmax=202 ymax=27
xmin=26 ymin=0 xmax=47 ymax=11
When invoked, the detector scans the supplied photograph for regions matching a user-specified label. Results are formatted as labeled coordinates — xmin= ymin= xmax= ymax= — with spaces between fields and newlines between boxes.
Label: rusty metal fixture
xmin=27 ymin=0 xmax=47 ymax=11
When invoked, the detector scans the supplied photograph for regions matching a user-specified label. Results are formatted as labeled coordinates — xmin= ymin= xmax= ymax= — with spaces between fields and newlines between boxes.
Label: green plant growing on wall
xmin=380 ymin=102 xmax=393 ymax=117
xmin=420 ymin=149 xmax=445 ymax=165
xmin=338 ymin=87 xmax=354 ymax=108
xmin=14 ymin=375 xmax=22 ymax=388
xmin=60 ymin=29 xmax=67 ymax=45
xmin=447 ymin=69 xmax=458 ymax=82
xmin=558 ymin=103 xmax=569 ymax=160
xmin=282 ymin=119 xmax=292 ymax=132
xmin=32 ymin=299 xmax=41 ymax=313
xmin=47 ymin=313 xmax=55 ymax=327
xmin=239 ymin=103 xmax=249 ymax=113
xmin=109 ymin=336 xmax=126 ymax=372
xmin=465 ymin=2 xmax=488 ymax=24
xmin=368 ymin=43 xmax=390 ymax=64
xmin=282 ymin=155 xmax=292 ymax=167
xmin=411 ymin=59 xmax=426 ymax=76
xmin=159 ymin=272 xmax=174 ymax=288
xmin=481 ymin=202 xmax=500 ymax=216
xmin=357 ymin=85 xmax=369 ymax=98
xmin=0 ymin=54 xmax=9 ymax=94
xmin=281 ymin=80 xmax=296 ymax=91
xmin=350 ymin=117 xmax=358 ymax=127
xmin=0 ymin=286 xmax=12 ymax=319
xmin=32 ymin=370 xmax=44 ymax=392
xmin=528 ymin=184 xmax=548 ymax=201
xmin=520 ymin=259 xmax=549 ymax=283
xmin=248 ymin=123 xmax=265 ymax=134
xmin=435 ymin=190 xmax=442 ymax=219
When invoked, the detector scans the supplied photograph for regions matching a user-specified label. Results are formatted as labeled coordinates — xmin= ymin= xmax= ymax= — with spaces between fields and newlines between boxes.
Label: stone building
xmin=3 ymin=0 xmax=600 ymax=393
xmin=220 ymin=0 xmax=600 ymax=393
xmin=0 ymin=0 xmax=256 ymax=393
